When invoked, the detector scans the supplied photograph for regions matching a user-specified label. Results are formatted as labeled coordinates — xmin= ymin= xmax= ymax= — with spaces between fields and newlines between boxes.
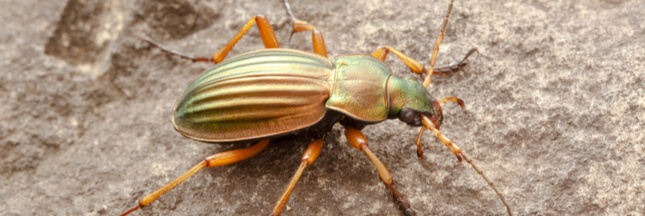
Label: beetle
xmin=120 ymin=0 xmax=512 ymax=215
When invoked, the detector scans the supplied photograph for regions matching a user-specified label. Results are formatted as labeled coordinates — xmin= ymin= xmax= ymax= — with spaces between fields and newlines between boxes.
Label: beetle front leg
xmin=344 ymin=127 xmax=417 ymax=216
xmin=283 ymin=0 xmax=328 ymax=57
xmin=432 ymin=48 xmax=478 ymax=75
xmin=371 ymin=46 xmax=426 ymax=75
xmin=120 ymin=140 xmax=270 ymax=216
xmin=371 ymin=46 xmax=477 ymax=82
xmin=272 ymin=138 xmax=324 ymax=216
xmin=374 ymin=0 xmax=461 ymax=88
xmin=143 ymin=15 xmax=279 ymax=63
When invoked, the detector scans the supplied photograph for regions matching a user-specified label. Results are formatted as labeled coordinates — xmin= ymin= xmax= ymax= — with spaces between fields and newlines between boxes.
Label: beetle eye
xmin=398 ymin=107 xmax=422 ymax=126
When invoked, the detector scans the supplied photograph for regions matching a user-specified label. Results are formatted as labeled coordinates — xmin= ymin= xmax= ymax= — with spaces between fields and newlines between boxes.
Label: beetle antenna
xmin=423 ymin=0 xmax=454 ymax=88
xmin=283 ymin=0 xmax=298 ymax=42
xmin=421 ymin=116 xmax=513 ymax=216
xmin=414 ymin=96 xmax=462 ymax=158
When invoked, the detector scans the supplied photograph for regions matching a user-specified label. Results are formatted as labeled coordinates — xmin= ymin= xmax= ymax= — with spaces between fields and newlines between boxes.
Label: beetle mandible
xmin=120 ymin=0 xmax=512 ymax=215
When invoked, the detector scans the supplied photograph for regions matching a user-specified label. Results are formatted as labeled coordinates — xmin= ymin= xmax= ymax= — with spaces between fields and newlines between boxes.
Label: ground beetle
xmin=121 ymin=0 xmax=512 ymax=215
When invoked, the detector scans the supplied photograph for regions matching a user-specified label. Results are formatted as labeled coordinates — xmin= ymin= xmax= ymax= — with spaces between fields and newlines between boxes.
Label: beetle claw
xmin=288 ymin=30 xmax=296 ymax=43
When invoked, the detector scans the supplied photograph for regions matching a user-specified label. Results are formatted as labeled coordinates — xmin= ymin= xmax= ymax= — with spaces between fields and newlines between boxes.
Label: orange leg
xmin=345 ymin=127 xmax=417 ymax=216
xmin=371 ymin=46 xmax=477 ymax=82
xmin=271 ymin=138 xmax=324 ymax=216
xmin=438 ymin=97 xmax=465 ymax=108
xmin=371 ymin=46 xmax=426 ymax=75
xmin=421 ymin=116 xmax=513 ymax=216
xmin=120 ymin=140 xmax=270 ymax=216
xmin=415 ymin=128 xmax=425 ymax=158
xmin=143 ymin=15 xmax=279 ymax=63
xmin=283 ymin=0 xmax=328 ymax=57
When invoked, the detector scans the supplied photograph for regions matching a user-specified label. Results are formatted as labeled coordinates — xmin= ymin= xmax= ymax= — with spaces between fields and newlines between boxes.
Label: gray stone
xmin=1 ymin=0 xmax=643 ymax=215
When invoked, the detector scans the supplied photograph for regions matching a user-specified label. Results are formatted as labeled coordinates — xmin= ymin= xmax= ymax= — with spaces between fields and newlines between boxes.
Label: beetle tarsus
xmin=388 ymin=181 xmax=418 ymax=216
xmin=345 ymin=127 xmax=419 ymax=215
xmin=438 ymin=97 xmax=465 ymax=108
xmin=119 ymin=205 xmax=139 ymax=216
xmin=141 ymin=37 xmax=212 ymax=63
xmin=432 ymin=47 xmax=478 ymax=75
xmin=415 ymin=128 xmax=425 ymax=158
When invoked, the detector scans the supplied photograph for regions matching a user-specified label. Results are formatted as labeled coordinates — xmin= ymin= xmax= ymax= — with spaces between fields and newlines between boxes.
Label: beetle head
xmin=388 ymin=77 xmax=443 ymax=129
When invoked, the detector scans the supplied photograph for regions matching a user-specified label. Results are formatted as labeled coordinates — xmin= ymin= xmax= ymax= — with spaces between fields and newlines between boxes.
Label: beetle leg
xmin=142 ymin=15 xmax=279 ymax=64
xmin=370 ymin=46 xmax=476 ymax=83
xmin=415 ymin=128 xmax=425 ymax=158
xmin=209 ymin=15 xmax=280 ymax=63
xmin=438 ymin=97 xmax=465 ymax=108
xmin=432 ymin=48 xmax=478 ymax=76
xmin=421 ymin=116 xmax=514 ymax=216
xmin=283 ymin=0 xmax=328 ymax=57
xmin=344 ymin=127 xmax=417 ymax=216
xmin=372 ymin=1 xmax=466 ymax=88
xmin=371 ymin=46 xmax=426 ymax=75
xmin=272 ymin=138 xmax=324 ymax=216
xmin=142 ymin=37 xmax=213 ymax=63
xmin=120 ymin=140 xmax=270 ymax=216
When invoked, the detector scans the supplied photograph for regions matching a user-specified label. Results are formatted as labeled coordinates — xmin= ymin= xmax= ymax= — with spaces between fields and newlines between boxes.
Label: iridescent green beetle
xmin=121 ymin=0 xmax=512 ymax=215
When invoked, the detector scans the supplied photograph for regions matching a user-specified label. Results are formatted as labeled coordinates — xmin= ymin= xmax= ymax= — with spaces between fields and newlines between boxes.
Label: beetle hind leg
xmin=119 ymin=140 xmax=270 ymax=216
xmin=283 ymin=0 xmax=328 ymax=57
xmin=143 ymin=15 xmax=279 ymax=64
xmin=142 ymin=37 xmax=213 ymax=63
xmin=208 ymin=15 xmax=280 ymax=63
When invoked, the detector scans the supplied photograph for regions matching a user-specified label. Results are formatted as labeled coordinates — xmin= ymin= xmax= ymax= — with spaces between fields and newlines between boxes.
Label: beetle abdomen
xmin=173 ymin=49 xmax=334 ymax=142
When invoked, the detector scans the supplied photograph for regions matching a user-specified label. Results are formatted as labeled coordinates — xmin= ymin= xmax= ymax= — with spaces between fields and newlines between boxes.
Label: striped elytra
xmin=173 ymin=49 xmax=334 ymax=142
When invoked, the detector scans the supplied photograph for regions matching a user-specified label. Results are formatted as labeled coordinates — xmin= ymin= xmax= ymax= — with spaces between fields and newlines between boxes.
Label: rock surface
xmin=1 ymin=0 xmax=643 ymax=215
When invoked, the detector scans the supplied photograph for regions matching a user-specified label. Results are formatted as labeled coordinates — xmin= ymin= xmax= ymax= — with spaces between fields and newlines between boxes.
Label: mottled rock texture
xmin=1 ymin=0 xmax=643 ymax=215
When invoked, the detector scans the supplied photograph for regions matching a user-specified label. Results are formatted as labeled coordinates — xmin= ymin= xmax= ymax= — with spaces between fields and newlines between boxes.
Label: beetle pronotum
xmin=120 ymin=0 xmax=512 ymax=215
